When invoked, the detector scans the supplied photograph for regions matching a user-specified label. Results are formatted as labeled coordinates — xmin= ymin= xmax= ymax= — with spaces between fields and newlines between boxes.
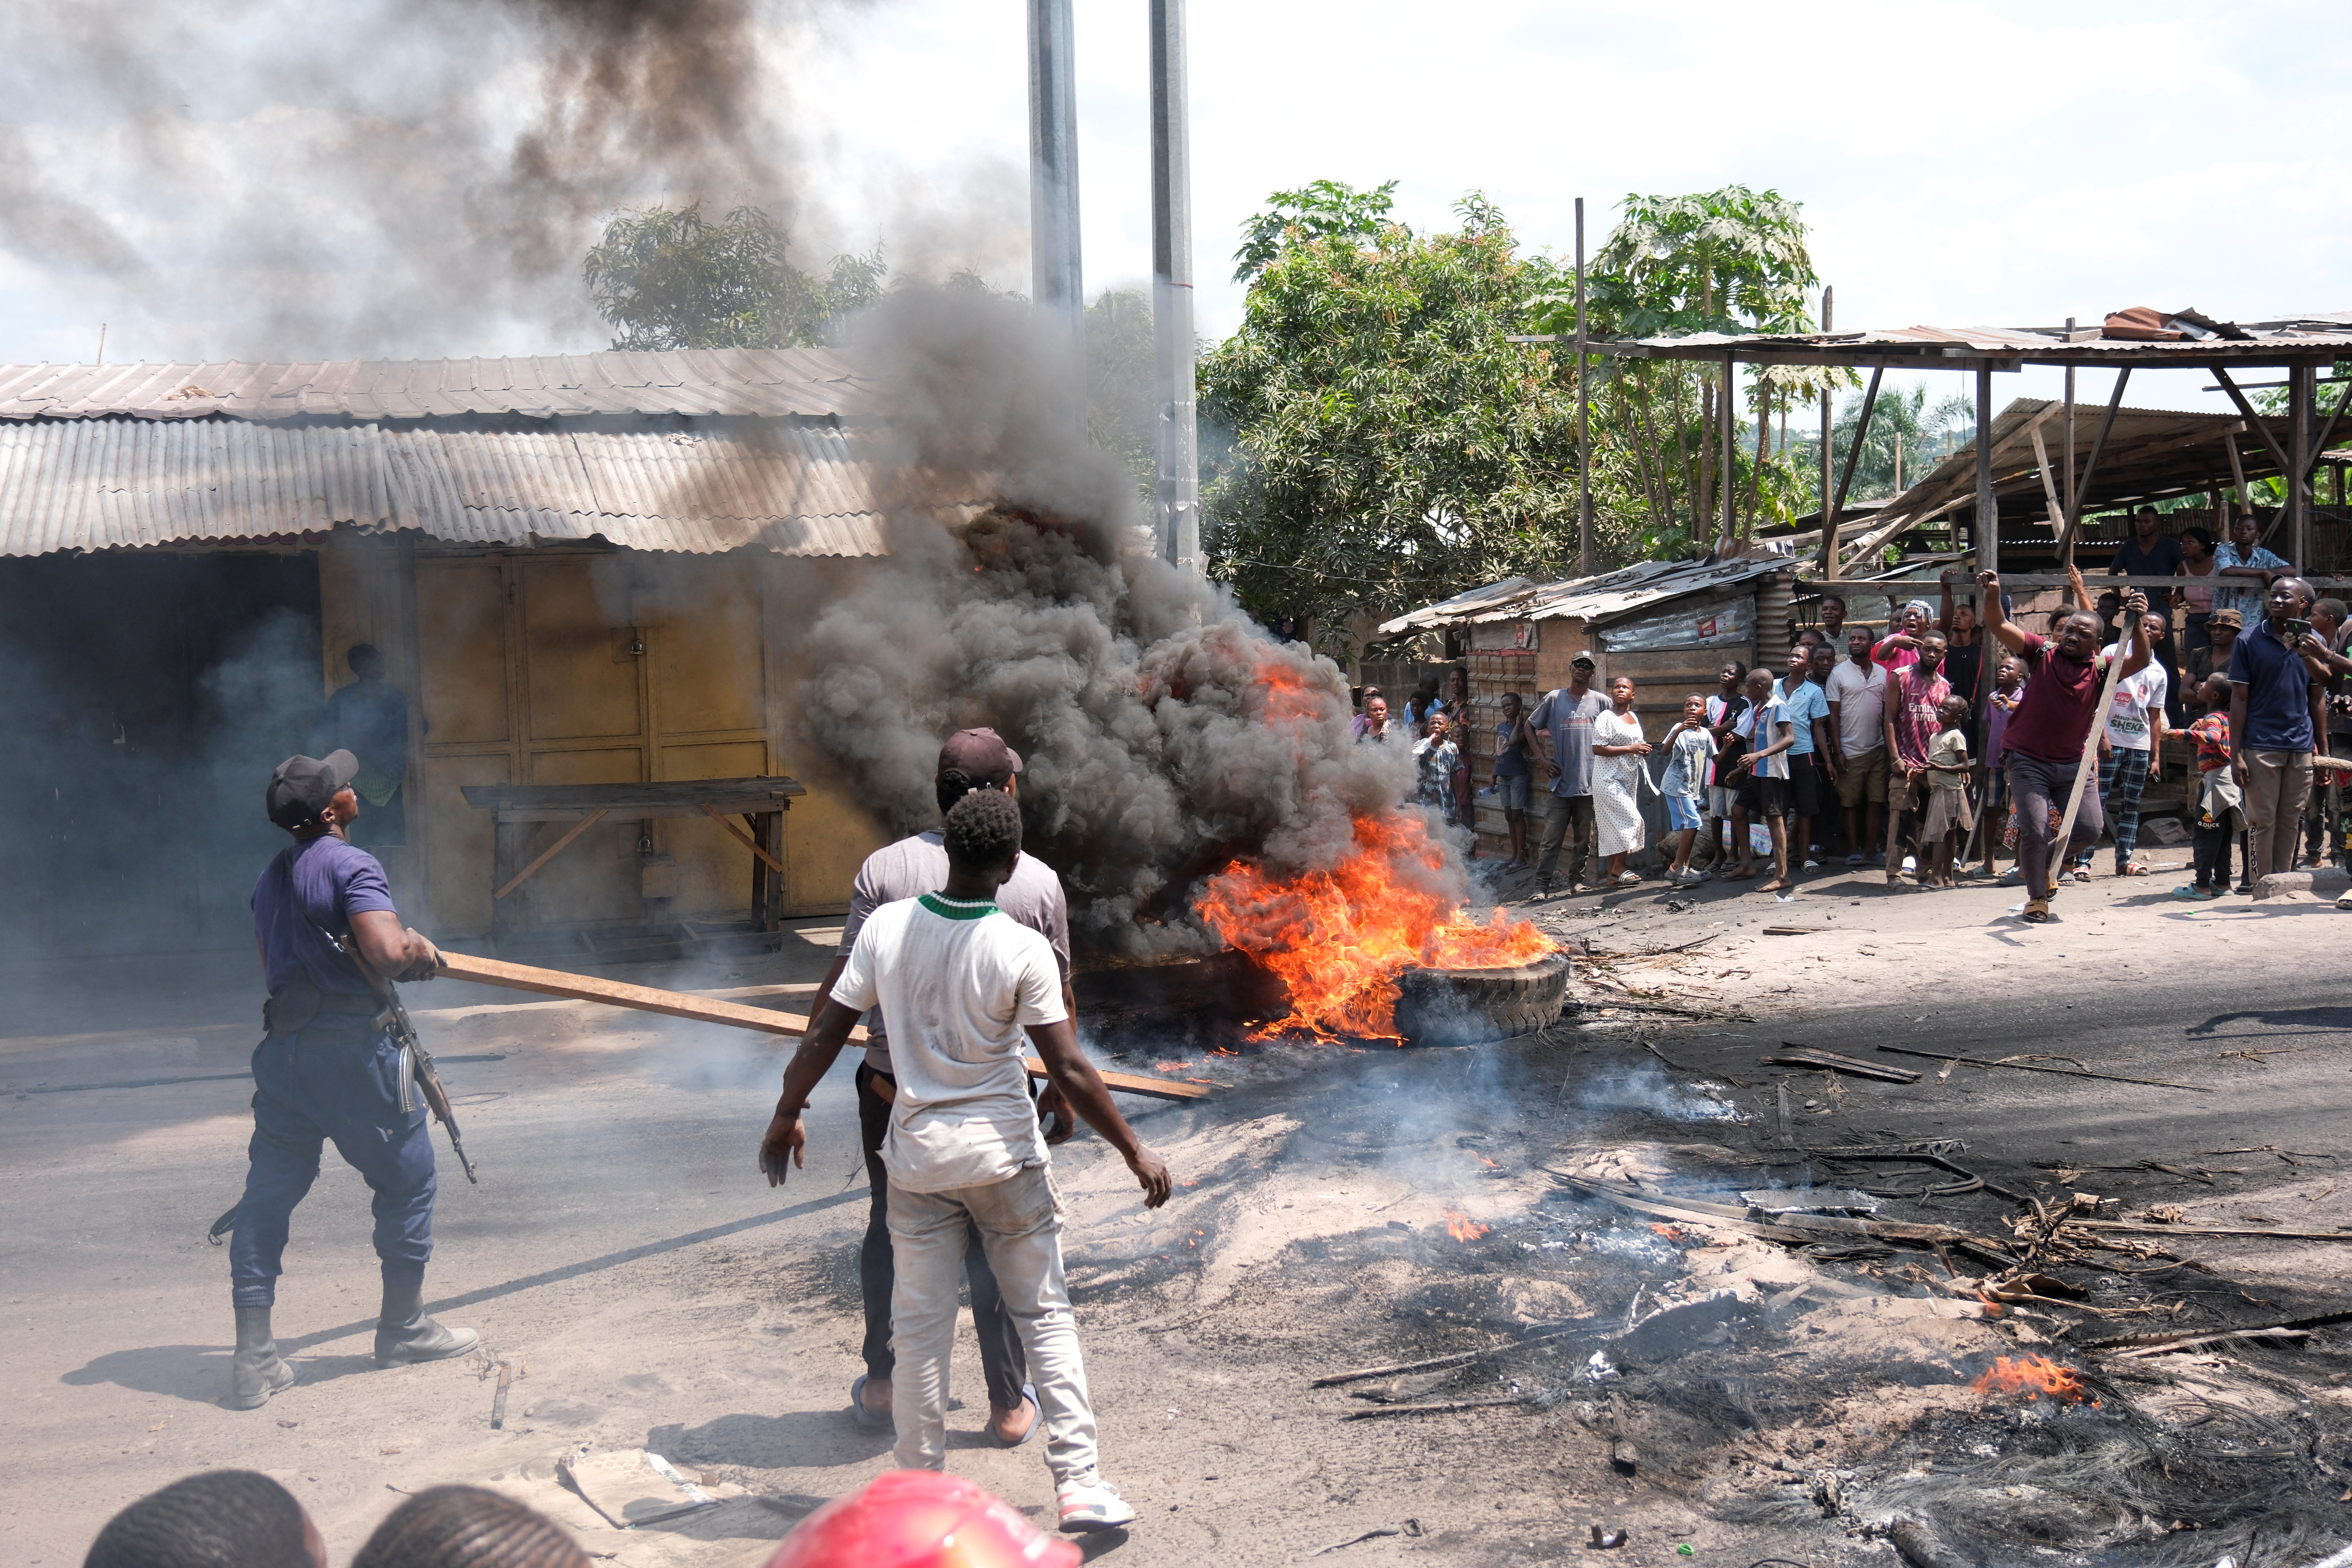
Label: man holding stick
xmin=760 ymin=788 xmax=1170 ymax=1533
xmin=1978 ymin=572 xmax=2153 ymax=923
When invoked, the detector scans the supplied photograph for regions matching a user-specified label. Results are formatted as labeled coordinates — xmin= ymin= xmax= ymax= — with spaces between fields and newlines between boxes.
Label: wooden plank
xmin=700 ymin=800 xmax=786 ymax=876
xmin=494 ymin=809 xmax=608 ymax=901
xmin=430 ymin=951 xmax=1209 ymax=1101
xmin=462 ymin=777 xmax=807 ymax=822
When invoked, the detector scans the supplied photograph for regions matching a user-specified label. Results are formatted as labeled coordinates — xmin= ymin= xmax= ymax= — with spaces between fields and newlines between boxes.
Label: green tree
xmin=1200 ymin=190 xmax=1583 ymax=654
xmin=582 ymin=202 xmax=883 ymax=351
xmin=1530 ymin=186 xmax=1832 ymax=552
xmin=1231 ymin=179 xmax=1400 ymax=283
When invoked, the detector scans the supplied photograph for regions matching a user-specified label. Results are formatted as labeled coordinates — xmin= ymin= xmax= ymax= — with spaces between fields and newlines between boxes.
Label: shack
xmin=0 ymin=351 xmax=916 ymax=963
xmin=1379 ymin=555 xmax=1798 ymax=863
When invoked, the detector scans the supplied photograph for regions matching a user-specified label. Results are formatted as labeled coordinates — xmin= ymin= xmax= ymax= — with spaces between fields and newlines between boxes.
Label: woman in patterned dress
xmin=1591 ymin=675 xmax=1652 ymax=884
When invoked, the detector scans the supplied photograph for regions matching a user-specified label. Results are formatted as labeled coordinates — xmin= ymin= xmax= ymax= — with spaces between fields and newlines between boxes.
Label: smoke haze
xmin=778 ymin=284 xmax=1448 ymax=957
xmin=0 ymin=0 xmax=903 ymax=359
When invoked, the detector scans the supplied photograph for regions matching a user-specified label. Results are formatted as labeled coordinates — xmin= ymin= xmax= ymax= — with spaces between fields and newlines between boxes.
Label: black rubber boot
xmin=373 ymin=1267 xmax=479 ymax=1367
xmin=228 ymin=1306 xmax=296 ymax=1409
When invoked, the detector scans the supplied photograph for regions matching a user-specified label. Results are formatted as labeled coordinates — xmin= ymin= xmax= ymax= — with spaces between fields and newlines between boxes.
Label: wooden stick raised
xmin=431 ymin=950 xmax=1209 ymax=1101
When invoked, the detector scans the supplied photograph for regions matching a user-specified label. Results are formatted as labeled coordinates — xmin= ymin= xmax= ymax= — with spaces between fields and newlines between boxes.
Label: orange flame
xmin=1972 ymin=1355 xmax=2086 ymax=1403
xmin=1444 ymin=1211 xmax=1490 ymax=1242
xmin=1195 ymin=813 xmax=1554 ymax=1038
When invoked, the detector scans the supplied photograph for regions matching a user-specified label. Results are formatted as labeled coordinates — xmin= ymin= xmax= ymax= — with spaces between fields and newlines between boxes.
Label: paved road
xmin=5 ymin=879 xmax=2347 ymax=1566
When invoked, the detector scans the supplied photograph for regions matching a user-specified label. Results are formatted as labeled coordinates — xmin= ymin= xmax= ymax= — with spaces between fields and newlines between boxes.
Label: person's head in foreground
xmin=2051 ymin=609 xmax=2104 ymax=664
xmin=1936 ymin=694 xmax=1970 ymax=731
xmin=1808 ymin=642 xmax=1836 ymax=684
xmin=1994 ymin=655 xmax=2022 ymax=694
xmin=86 ymin=1470 xmax=325 ymax=1568
xmin=1681 ymin=692 xmax=1706 ymax=726
xmin=1846 ymin=627 xmax=1873 ymax=665
xmin=1743 ymin=667 xmax=1774 ymax=704
xmin=1608 ymin=675 xmax=1635 ymax=712
xmin=1913 ymin=631 xmax=1948 ymax=676
xmin=935 ymin=727 xmax=1022 ymax=816
xmin=1717 ymin=658 xmax=1747 ymax=695
xmin=767 ymin=1470 xmax=1080 ymax=1568
xmin=943 ymin=784 xmax=1024 ymax=892
xmin=2267 ymin=575 xmax=2316 ymax=628
xmin=1362 ymin=695 xmax=1388 ymax=733
xmin=2234 ymin=511 xmax=2262 ymax=551
xmin=350 ymin=1485 xmax=589 ymax=1568
xmin=1426 ymin=711 xmax=1449 ymax=743
xmin=2203 ymin=672 xmax=2234 ymax=714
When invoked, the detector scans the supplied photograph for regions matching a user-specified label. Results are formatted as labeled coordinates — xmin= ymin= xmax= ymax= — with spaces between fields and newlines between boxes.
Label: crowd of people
xmin=1358 ymin=508 xmax=2352 ymax=917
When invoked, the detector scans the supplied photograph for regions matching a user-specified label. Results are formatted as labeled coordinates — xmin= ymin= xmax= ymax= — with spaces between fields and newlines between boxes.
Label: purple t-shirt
xmin=251 ymin=836 xmax=397 ymax=999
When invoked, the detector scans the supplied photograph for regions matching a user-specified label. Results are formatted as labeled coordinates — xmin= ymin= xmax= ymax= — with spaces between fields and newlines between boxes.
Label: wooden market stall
xmin=1379 ymin=555 xmax=1799 ymax=863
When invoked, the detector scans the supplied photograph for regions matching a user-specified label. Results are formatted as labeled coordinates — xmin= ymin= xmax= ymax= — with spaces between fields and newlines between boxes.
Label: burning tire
xmin=1394 ymin=951 xmax=1570 ymax=1046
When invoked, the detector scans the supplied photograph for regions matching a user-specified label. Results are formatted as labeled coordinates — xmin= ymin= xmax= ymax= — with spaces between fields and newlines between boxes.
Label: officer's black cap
xmin=267 ymin=751 xmax=359 ymax=830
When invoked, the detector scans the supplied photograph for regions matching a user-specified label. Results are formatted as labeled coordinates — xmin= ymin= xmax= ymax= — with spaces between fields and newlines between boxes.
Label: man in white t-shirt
xmin=2073 ymin=608 xmax=2172 ymax=878
xmin=761 ymin=788 xmax=1171 ymax=1535
xmin=811 ymin=728 xmax=1073 ymax=1446
xmin=1825 ymin=628 xmax=1890 ymax=867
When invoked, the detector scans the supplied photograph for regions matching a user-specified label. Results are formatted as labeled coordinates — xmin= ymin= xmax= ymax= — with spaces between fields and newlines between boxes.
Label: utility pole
xmin=1027 ymin=0 xmax=1083 ymax=349
xmin=1149 ymin=0 xmax=1199 ymax=576
xmin=1574 ymin=197 xmax=1591 ymax=576
xmin=1976 ymin=365 xmax=1997 ymax=575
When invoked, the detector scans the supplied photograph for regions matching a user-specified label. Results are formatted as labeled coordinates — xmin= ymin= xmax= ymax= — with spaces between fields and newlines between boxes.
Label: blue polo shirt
xmin=1778 ymin=679 xmax=1831 ymax=756
xmin=2228 ymin=618 xmax=2315 ymax=753
xmin=251 ymin=836 xmax=397 ymax=999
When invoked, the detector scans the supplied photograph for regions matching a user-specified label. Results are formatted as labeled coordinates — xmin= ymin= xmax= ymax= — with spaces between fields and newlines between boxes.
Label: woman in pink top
xmin=1873 ymin=599 xmax=1936 ymax=673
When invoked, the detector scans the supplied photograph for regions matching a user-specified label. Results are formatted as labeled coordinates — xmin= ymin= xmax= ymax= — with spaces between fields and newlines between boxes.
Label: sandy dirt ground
xmin=7 ymin=864 xmax=2352 ymax=1567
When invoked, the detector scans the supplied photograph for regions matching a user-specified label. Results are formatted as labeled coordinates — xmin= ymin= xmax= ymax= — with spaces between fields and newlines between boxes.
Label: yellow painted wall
xmin=322 ymin=536 xmax=888 ymax=941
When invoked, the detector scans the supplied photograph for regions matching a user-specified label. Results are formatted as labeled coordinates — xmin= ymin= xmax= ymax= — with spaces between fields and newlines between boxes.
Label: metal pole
xmin=1976 ymin=365 xmax=1997 ymax=575
xmin=1148 ymin=0 xmax=1198 ymax=575
xmin=2293 ymin=362 xmax=2315 ymax=569
xmin=1575 ymin=197 xmax=1591 ymax=576
xmin=1815 ymin=286 xmax=1835 ymax=579
xmin=1026 ymin=0 xmax=1083 ymax=345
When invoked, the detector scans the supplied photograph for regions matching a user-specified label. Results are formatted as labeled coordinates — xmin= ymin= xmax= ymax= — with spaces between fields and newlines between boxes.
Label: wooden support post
xmin=490 ymin=818 xmax=525 ymax=948
xmin=493 ymin=809 xmax=611 ymax=903
xmin=1575 ymin=195 xmax=1592 ymax=576
xmin=2225 ymin=425 xmax=2250 ymax=517
xmin=2212 ymin=368 xmax=2299 ymax=485
xmin=1816 ymin=286 xmax=1836 ymax=581
xmin=1976 ymin=366 xmax=1998 ymax=574
xmin=1831 ymin=365 xmax=1882 ymax=529
xmin=2062 ymin=319 xmax=2077 ymax=529
xmin=2056 ymin=367 xmax=2130 ymax=559
xmin=758 ymin=811 xmax=786 ymax=930
xmin=700 ymin=799 xmax=786 ymax=877
xmin=1722 ymin=351 xmax=1737 ymax=551
xmin=2030 ymin=422 xmax=2066 ymax=537
xmin=2293 ymin=363 xmax=2316 ymax=570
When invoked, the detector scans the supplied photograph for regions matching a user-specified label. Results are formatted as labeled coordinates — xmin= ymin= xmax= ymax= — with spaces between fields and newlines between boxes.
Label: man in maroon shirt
xmin=1978 ymin=570 xmax=2152 ymax=922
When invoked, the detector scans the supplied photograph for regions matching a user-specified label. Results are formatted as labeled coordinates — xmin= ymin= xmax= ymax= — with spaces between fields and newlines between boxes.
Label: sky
xmin=1 ymin=0 xmax=2346 ymax=417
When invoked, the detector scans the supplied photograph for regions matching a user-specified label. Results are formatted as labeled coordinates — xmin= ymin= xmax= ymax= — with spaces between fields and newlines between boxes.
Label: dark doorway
xmin=0 ymin=550 xmax=322 ymax=959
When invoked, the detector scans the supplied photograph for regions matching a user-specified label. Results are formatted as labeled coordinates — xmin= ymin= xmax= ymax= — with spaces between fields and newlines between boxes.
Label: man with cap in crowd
xmin=805 ymin=728 xmax=1076 ymax=1448
xmin=228 ymin=752 xmax=475 ymax=1410
xmin=1528 ymin=652 xmax=1609 ymax=898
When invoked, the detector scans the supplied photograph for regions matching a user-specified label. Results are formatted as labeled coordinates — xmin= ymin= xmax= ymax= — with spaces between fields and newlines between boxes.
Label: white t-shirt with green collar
xmin=830 ymin=892 xmax=1069 ymax=1193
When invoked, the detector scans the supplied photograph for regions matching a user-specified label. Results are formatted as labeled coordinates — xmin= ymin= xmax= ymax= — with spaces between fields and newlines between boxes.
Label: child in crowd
xmin=1919 ymin=694 xmax=1975 ymax=889
xmin=1413 ymin=712 xmax=1461 ymax=827
xmin=1660 ymin=692 xmax=1718 ymax=884
xmin=2181 ymin=672 xmax=2245 ymax=900
xmin=1696 ymin=659 xmax=1750 ymax=871
xmin=1983 ymin=655 xmax=2023 ymax=878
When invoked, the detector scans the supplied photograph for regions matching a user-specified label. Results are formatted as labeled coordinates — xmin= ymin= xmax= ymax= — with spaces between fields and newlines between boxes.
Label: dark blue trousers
xmin=229 ymin=1025 xmax=436 ymax=1309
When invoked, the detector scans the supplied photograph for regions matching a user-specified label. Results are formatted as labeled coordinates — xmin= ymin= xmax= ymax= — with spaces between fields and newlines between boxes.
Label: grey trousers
xmin=1535 ymin=791 xmax=1596 ymax=889
xmin=2243 ymin=750 xmax=2313 ymax=878
xmin=889 ymin=1165 xmax=1099 ymax=1486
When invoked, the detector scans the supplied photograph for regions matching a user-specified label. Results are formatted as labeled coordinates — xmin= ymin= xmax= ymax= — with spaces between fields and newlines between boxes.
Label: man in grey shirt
xmin=1528 ymin=652 xmax=1610 ymax=897
xmin=808 ymin=728 xmax=1074 ymax=1447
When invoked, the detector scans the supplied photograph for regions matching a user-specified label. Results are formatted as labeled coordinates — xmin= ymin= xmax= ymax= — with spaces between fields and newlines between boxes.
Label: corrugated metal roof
xmin=0 ymin=417 xmax=902 ymax=557
xmin=1580 ymin=313 xmax=2352 ymax=366
xmin=0 ymin=348 xmax=881 ymax=422
xmin=1378 ymin=556 xmax=1788 ymax=636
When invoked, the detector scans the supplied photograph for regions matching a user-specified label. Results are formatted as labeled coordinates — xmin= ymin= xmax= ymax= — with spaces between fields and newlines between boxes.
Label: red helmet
xmin=764 ymin=1470 xmax=1080 ymax=1568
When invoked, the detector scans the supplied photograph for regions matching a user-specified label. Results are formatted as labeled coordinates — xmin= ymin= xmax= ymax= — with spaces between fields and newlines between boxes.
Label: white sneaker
xmin=1058 ymin=1473 xmax=1138 ymax=1533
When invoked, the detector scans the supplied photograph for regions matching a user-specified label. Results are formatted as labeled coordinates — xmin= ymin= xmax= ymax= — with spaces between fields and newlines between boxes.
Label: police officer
xmin=228 ymin=750 xmax=476 ymax=1410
